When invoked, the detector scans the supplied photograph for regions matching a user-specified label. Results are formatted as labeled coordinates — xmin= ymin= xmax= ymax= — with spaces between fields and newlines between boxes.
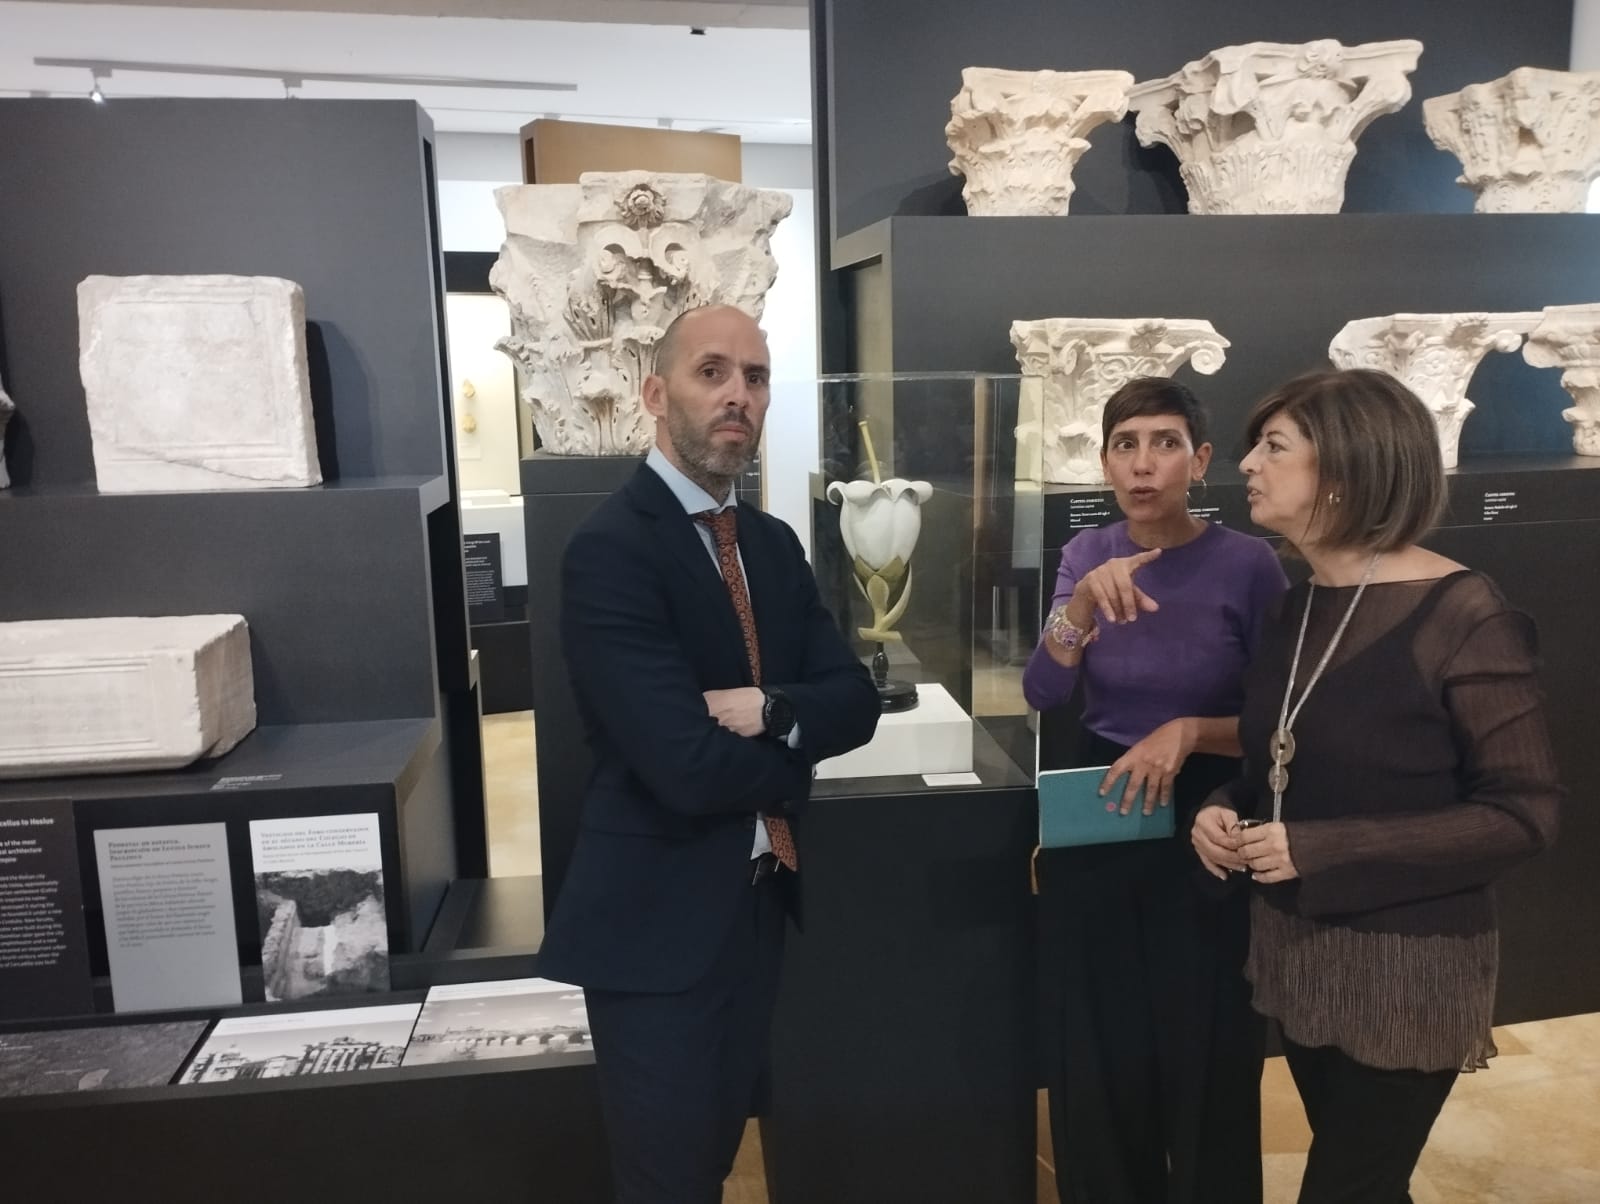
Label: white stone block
xmin=814 ymin=683 xmax=974 ymax=780
xmin=0 ymin=616 xmax=257 ymax=779
xmin=78 ymin=275 xmax=321 ymax=492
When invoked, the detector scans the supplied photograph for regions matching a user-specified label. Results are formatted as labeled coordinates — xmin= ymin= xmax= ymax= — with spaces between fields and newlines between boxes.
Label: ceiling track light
xmin=88 ymin=70 xmax=106 ymax=104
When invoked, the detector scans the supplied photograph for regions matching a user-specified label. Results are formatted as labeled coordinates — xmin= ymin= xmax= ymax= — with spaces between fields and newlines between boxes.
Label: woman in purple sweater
xmin=1024 ymin=377 xmax=1287 ymax=1204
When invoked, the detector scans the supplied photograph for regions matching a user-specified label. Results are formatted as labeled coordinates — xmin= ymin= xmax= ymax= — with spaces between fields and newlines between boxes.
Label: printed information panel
xmin=0 ymin=798 xmax=93 ymax=1020
xmin=94 ymin=823 xmax=242 ymax=1012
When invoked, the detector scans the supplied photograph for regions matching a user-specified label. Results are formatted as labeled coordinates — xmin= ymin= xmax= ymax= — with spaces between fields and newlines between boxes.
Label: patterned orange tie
xmin=696 ymin=508 xmax=798 ymax=871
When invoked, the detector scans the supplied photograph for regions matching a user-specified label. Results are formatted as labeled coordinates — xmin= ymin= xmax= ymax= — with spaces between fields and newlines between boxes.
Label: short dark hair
xmin=1245 ymin=368 xmax=1446 ymax=552
xmin=1100 ymin=376 xmax=1210 ymax=450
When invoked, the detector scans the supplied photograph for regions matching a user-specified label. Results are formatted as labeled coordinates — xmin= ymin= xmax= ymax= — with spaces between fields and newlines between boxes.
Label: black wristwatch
xmin=761 ymin=688 xmax=796 ymax=742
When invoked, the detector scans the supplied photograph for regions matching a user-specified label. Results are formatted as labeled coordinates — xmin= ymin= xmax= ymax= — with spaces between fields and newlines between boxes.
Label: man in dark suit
xmin=537 ymin=304 xmax=880 ymax=1203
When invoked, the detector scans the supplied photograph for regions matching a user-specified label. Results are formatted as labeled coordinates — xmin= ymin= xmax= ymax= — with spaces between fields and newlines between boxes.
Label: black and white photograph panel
xmin=404 ymin=977 xmax=592 ymax=1067
xmin=248 ymin=813 xmax=389 ymax=1002
xmin=0 ymin=1021 xmax=208 ymax=1097
xmin=180 ymin=1003 xmax=421 ymax=1084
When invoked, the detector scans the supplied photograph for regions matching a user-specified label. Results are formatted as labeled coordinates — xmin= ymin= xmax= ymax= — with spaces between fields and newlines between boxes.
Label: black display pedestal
xmin=522 ymin=452 xmax=644 ymax=915
xmin=0 ymin=874 xmax=612 ymax=1203
xmin=762 ymin=728 xmax=1037 ymax=1204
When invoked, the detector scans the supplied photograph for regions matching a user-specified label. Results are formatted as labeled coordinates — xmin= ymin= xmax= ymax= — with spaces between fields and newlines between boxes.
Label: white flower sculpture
xmin=826 ymin=476 xmax=934 ymax=643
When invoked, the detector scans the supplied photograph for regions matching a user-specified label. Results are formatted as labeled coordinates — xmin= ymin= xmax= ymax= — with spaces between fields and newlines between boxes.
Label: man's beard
xmin=666 ymin=404 xmax=758 ymax=484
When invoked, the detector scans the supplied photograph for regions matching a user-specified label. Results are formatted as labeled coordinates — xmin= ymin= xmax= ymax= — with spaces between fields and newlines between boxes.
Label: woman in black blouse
xmin=1191 ymin=369 xmax=1562 ymax=1204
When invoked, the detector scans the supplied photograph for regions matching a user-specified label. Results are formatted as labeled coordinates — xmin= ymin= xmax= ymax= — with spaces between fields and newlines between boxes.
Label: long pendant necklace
xmin=1268 ymin=552 xmax=1382 ymax=823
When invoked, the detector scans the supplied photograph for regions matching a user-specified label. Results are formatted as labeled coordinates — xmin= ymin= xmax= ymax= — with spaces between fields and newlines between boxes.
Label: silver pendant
xmin=1267 ymin=763 xmax=1290 ymax=793
xmin=1269 ymin=727 xmax=1296 ymax=765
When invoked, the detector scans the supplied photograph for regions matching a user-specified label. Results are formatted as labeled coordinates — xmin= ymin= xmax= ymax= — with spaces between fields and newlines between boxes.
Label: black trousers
xmin=1039 ymin=741 xmax=1263 ymax=1204
xmin=1284 ymin=1037 xmax=1458 ymax=1204
xmin=585 ymin=870 xmax=787 ymax=1204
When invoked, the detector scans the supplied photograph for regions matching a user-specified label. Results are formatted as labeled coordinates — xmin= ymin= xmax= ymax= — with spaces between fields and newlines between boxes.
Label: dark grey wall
xmin=844 ymin=214 xmax=1600 ymax=462
xmin=820 ymin=0 xmax=1574 ymax=242
xmin=0 ymin=484 xmax=440 ymax=724
xmin=0 ymin=100 xmax=447 ymax=487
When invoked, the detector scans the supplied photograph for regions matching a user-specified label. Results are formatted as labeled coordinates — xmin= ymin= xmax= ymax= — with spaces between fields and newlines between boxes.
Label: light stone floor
xmin=480 ymin=712 xmax=1600 ymax=1203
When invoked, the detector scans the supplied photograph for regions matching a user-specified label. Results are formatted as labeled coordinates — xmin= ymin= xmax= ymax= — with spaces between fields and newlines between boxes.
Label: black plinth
xmin=522 ymin=453 xmax=644 ymax=916
xmin=764 ymin=737 xmax=1037 ymax=1204
xmin=0 ymin=1003 xmax=610 ymax=1204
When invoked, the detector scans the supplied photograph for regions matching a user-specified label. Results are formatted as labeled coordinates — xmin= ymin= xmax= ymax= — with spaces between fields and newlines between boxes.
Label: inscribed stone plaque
xmin=78 ymin=274 xmax=321 ymax=492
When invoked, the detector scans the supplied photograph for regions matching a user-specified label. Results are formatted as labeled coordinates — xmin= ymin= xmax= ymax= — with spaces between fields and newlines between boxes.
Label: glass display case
xmin=808 ymin=373 xmax=1039 ymax=793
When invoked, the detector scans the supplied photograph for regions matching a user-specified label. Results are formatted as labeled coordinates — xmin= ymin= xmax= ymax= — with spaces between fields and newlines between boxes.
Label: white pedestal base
xmin=815 ymin=682 xmax=973 ymax=780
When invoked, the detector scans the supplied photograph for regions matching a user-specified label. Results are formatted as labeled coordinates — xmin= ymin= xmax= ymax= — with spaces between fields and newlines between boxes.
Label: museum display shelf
xmin=832 ymin=214 xmax=1600 ymax=463
xmin=0 ymin=976 xmax=610 ymax=1202
xmin=0 ymin=99 xmax=490 ymax=1043
xmin=0 ymin=718 xmax=449 ymax=970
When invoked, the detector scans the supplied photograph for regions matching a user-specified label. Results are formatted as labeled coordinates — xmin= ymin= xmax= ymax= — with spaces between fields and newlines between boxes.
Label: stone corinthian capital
xmin=490 ymin=172 xmax=792 ymax=457
xmin=1010 ymin=318 xmax=1229 ymax=485
xmin=1523 ymin=304 xmax=1600 ymax=457
xmin=1328 ymin=312 xmax=1542 ymax=468
xmin=1424 ymin=67 xmax=1600 ymax=213
xmin=946 ymin=67 xmax=1135 ymax=216
xmin=1129 ymin=38 xmax=1422 ymax=214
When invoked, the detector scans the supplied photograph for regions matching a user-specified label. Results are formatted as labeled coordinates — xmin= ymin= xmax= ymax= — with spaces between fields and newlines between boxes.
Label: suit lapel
xmin=625 ymin=466 xmax=753 ymax=682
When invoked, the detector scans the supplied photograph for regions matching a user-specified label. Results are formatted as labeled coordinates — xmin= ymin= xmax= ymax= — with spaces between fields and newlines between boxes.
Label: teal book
xmin=1037 ymin=765 xmax=1174 ymax=847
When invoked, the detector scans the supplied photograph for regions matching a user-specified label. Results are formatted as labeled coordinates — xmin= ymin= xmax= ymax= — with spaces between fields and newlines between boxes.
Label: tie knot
xmin=695 ymin=508 xmax=738 ymax=544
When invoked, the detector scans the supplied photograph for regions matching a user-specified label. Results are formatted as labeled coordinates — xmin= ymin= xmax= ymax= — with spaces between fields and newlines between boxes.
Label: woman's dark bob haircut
xmin=1245 ymin=368 xmax=1446 ymax=553
xmin=1100 ymin=377 xmax=1210 ymax=451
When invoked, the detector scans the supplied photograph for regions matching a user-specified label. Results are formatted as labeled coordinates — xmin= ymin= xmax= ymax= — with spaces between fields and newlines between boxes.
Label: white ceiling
xmin=0 ymin=1 xmax=814 ymax=141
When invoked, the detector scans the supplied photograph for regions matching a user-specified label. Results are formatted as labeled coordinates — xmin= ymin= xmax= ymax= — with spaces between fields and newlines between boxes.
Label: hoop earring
xmin=1327 ymin=491 xmax=1342 ymax=506
xmin=1187 ymin=477 xmax=1209 ymax=511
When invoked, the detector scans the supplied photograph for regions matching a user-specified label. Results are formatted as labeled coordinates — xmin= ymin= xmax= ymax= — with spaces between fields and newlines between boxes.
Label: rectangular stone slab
xmin=78 ymin=275 xmax=321 ymax=492
xmin=0 ymin=616 xmax=256 ymax=779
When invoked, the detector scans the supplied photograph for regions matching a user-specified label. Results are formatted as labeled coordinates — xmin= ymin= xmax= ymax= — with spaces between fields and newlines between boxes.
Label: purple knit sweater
xmin=1023 ymin=521 xmax=1288 ymax=746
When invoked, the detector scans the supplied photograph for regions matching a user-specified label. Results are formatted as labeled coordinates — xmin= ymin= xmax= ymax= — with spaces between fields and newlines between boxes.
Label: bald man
xmin=537 ymin=306 xmax=879 ymax=1203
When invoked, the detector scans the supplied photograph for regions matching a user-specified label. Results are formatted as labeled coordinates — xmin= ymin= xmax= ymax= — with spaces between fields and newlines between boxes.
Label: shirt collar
xmin=645 ymin=445 xmax=737 ymax=516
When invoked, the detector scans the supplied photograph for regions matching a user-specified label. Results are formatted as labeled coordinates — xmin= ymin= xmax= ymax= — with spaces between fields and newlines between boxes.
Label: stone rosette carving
xmin=1130 ymin=39 xmax=1422 ymax=214
xmin=1010 ymin=319 xmax=1229 ymax=485
xmin=1424 ymin=68 xmax=1600 ymax=213
xmin=946 ymin=67 xmax=1135 ymax=216
xmin=490 ymin=172 xmax=792 ymax=457
xmin=826 ymin=477 xmax=933 ymax=643
xmin=1328 ymin=313 xmax=1542 ymax=469
xmin=0 ymin=376 xmax=14 ymax=490
xmin=1523 ymin=304 xmax=1600 ymax=457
